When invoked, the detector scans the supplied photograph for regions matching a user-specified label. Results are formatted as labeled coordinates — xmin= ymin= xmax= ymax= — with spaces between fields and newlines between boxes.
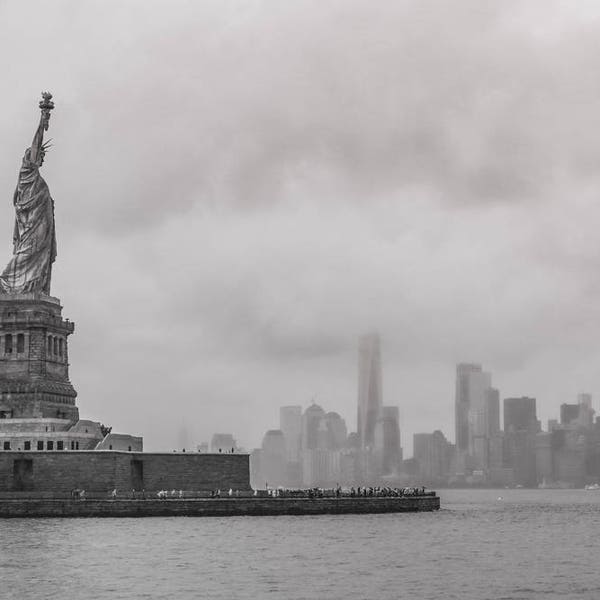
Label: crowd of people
xmin=76 ymin=486 xmax=431 ymax=500
xmin=265 ymin=486 xmax=430 ymax=498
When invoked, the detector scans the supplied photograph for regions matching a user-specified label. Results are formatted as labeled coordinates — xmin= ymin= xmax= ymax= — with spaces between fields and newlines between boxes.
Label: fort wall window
xmin=47 ymin=441 xmax=54 ymax=450
xmin=16 ymin=333 xmax=25 ymax=354
xmin=47 ymin=336 xmax=52 ymax=354
xmin=75 ymin=442 xmax=79 ymax=450
xmin=37 ymin=441 xmax=43 ymax=450
xmin=24 ymin=441 xmax=31 ymax=451
xmin=58 ymin=338 xmax=63 ymax=357
xmin=53 ymin=337 xmax=58 ymax=356
xmin=57 ymin=441 xmax=64 ymax=451
xmin=3 ymin=441 xmax=10 ymax=450
xmin=5 ymin=334 xmax=12 ymax=354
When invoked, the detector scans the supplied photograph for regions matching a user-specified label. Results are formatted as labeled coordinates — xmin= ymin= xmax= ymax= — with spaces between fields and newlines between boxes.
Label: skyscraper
xmin=301 ymin=403 xmax=344 ymax=486
xmin=576 ymin=393 xmax=595 ymax=427
xmin=577 ymin=393 xmax=592 ymax=409
xmin=485 ymin=388 xmax=500 ymax=436
xmin=504 ymin=397 xmax=538 ymax=433
xmin=373 ymin=406 xmax=402 ymax=475
xmin=414 ymin=430 xmax=453 ymax=484
xmin=560 ymin=403 xmax=580 ymax=426
xmin=302 ymin=403 xmax=325 ymax=451
xmin=455 ymin=363 xmax=484 ymax=452
xmin=357 ymin=333 xmax=382 ymax=449
xmin=455 ymin=363 xmax=497 ymax=475
xmin=321 ymin=412 xmax=348 ymax=450
xmin=261 ymin=429 xmax=287 ymax=487
xmin=280 ymin=405 xmax=302 ymax=462
xmin=503 ymin=397 xmax=538 ymax=486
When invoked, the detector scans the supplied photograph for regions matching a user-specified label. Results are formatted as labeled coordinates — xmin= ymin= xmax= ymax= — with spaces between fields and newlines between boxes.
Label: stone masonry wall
xmin=0 ymin=495 xmax=440 ymax=517
xmin=138 ymin=453 xmax=250 ymax=492
xmin=0 ymin=451 xmax=250 ymax=494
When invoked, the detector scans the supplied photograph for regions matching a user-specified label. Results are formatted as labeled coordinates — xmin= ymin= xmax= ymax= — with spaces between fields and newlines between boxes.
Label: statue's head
xmin=23 ymin=147 xmax=42 ymax=165
xmin=23 ymin=142 xmax=50 ymax=166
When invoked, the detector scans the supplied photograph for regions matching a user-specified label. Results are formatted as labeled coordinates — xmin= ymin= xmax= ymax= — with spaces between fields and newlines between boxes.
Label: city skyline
xmin=247 ymin=341 xmax=599 ymax=488
xmin=217 ymin=349 xmax=598 ymax=458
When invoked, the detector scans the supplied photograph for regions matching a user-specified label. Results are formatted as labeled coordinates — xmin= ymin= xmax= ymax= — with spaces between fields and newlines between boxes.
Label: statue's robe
xmin=0 ymin=151 xmax=56 ymax=294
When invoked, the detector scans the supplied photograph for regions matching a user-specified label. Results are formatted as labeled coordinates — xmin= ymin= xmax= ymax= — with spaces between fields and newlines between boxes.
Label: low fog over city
xmin=2 ymin=1 xmax=600 ymax=462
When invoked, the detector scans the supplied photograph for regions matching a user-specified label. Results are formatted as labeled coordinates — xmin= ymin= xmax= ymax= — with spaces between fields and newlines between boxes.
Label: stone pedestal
xmin=0 ymin=293 xmax=78 ymax=421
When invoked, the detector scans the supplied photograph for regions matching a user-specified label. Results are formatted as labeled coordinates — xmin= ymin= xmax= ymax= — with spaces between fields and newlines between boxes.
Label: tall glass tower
xmin=357 ymin=333 xmax=383 ymax=449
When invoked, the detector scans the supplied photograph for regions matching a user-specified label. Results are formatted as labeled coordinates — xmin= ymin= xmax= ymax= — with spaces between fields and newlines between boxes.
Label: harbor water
xmin=1 ymin=488 xmax=598 ymax=599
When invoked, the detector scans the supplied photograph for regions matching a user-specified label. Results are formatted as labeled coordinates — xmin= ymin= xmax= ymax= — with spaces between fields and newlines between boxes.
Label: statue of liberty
xmin=0 ymin=93 xmax=57 ymax=295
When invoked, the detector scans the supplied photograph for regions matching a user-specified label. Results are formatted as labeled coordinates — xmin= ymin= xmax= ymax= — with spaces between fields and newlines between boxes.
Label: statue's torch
xmin=39 ymin=92 xmax=54 ymax=131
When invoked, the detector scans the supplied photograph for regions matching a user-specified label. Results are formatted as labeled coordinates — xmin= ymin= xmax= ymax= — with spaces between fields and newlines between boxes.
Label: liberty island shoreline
xmin=0 ymin=491 xmax=439 ymax=518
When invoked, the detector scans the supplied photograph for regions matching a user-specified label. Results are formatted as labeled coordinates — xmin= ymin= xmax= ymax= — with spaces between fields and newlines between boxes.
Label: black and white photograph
xmin=1 ymin=1 xmax=599 ymax=598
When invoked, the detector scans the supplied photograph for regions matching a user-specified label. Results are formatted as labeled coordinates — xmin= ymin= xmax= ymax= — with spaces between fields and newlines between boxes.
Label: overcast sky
xmin=2 ymin=0 xmax=600 ymax=454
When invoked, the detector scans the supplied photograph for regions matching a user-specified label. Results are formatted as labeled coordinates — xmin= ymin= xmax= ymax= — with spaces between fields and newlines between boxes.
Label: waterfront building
xmin=487 ymin=432 xmax=514 ymax=486
xmin=413 ymin=430 xmax=452 ymax=485
xmin=552 ymin=428 xmax=586 ymax=486
xmin=546 ymin=395 xmax=597 ymax=486
xmin=586 ymin=419 xmax=600 ymax=482
xmin=503 ymin=397 xmax=539 ymax=487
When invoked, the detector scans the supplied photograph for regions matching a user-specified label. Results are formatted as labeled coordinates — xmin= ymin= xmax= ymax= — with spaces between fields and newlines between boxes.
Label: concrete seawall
xmin=0 ymin=495 xmax=440 ymax=518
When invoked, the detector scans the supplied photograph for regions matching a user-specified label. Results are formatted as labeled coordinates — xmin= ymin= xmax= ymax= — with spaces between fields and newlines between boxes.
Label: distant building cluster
xmin=412 ymin=364 xmax=600 ymax=488
xmin=250 ymin=333 xmax=404 ymax=489
xmin=200 ymin=346 xmax=600 ymax=490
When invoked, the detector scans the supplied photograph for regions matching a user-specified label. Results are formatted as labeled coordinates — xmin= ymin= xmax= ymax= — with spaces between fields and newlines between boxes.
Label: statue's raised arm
xmin=29 ymin=92 xmax=54 ymax=166
xmin=0 ymin=93 xmax=57 ymax=295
